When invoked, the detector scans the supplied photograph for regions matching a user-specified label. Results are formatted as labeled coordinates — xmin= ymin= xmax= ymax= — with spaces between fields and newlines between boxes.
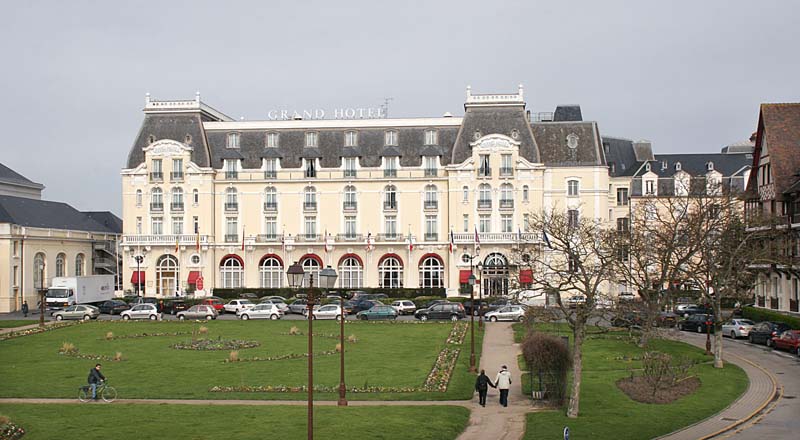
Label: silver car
xmin=484 ymin=305 xmax=526 ymax=322
xmin=52 ymin=304 xmax=100 ymax=321
xmin=177 ymin=304 xmax=218 ymax=321
xmin=120 ymin=303 xmax=162 ymax=321
xmin=239 ymin=303 xmax=283 ymax=320
xmin=722 ymin=319 xmax=755 ymax=339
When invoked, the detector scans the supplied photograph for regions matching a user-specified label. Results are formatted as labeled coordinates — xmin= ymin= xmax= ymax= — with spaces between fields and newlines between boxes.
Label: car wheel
xmin=451 ymin=315 xmax=459 ymax=322
xmin=149 ymin=314 xmax=157 ymax=321
xmin=56 ymin=315 xmax=63 ymax=321
xmin=241 ymin=314 xmax=249 ymax=320
xmin=490 ymin=316 xmax=499 ymax=322
xmin=766 ymin=338 xmax=773 ymax=348
xmin=83 ymin=315 xmax=91 ymax=321
xmin=122 ymin=315 xmax=130 ymax=321
xmin=205 ymin=315 xmax=213 ymax=321
xmin=335 ymin=315 xmax=342 ymax=321
xmin=419 ymin=315 xmax=428 ymax=322
xmin=517 ymin=316 xmax=525 ymax=322
xmin=178 ymin=315 xmax=185 ymax=321
xmin=730 ymin=331 xmax=736 ymax=339
xmin=697 ymin=325 xmax=703 ymax=333
xmin=360 ymin=315 xmax=368 ymax=321
xmin=748 ymin=334 xmax=754 ymax=343
xmin=270 ymin=314 xmax=278 ymax=320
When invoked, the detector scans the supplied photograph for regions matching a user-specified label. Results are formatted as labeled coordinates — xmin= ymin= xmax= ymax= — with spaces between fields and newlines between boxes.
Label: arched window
xmin=500 ymin=183 xmax=513 ymax=202
xmin=265 ymin=186 xmax=278 ymax=210
xmin=482 ymin=253 xmax=509 ymax=297
xmin=479 ymin=183 xmax=492 ymax=203
xmin=259 ymin=256 xmax=283 ymax=288
xmin=156 ymin=255 xmax=180 ymax=296
xmin=522 ymin=185 xmax=529 ymax=202
xmin=300 ymin=256 xmax=321 ymax=288
xmin=55 ymin=253 xmax=66 ymax=277
xmin=136 ymin=190 xmax=142 ymax=206
xmin=33 ymin=253 xmax=46 ymax=288
xmin=75 ymin=254 xmax=84 ymax=276
xmin=220 ymin=255 xmax=243 ymax=289
xmin=379 ymin=256 xmax=403 ymax=288
xmin=225 ymin=187 xmax=237 ymax=206
xmin=151 ymin=187 xmax=163 ymax=208
xmin=419 ymin=255 xmax=444 ymax=289
xmin=343 ymin=185 xmax=357 ymax=209
xmin=338 ymin=256 xmax=363 ymax=288
xmin=172 ymin=187 xmax=184 ymax=210
xmin=192 ymin=189 xmax=199 ymax=205
xmin=384 ymin=185 xmax=397 ymax=209
xmin=424 ymin=184 xmax=437 ymax=208
xmin=304 ymin=186 xmax=317 ymax=208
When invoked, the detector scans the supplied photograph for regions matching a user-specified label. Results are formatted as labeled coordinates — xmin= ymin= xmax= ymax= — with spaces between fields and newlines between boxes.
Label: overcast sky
xmin=1 ymin=0 xmax=798 ymax=215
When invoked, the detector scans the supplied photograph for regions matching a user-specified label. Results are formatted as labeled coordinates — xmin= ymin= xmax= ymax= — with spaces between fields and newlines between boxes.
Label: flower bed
xmin=209 ymin=384 xmax=421 ymax=394
xmin=446 ymin=322 xmax=468 ymax=345
xmin=57 ymin=347 xmax=123 ymax=362
xmin=422 ymin=347 xmax=460 ymax=392
xmin=0 ymin=322 xmax=75 ymax=341
xmin=172 ymin=339 xmax=260 ymax=351
xmin=280 ymin=331 xmax=342 ymax=340
xmin=223 ymin=348 xmax=339 ymax=363
xmin=105 ymin=331 xmax=190 ymax=340
xmin=0 ymin=418 xmax=25 ymax=440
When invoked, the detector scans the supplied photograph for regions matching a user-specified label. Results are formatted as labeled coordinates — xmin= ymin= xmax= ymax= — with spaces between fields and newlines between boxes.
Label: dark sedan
xmin=98 ymin=300 xmax=130 ymax=315
xmin=463 ymin=300 xmax=489 ymax=316
xmin=356 ymin=305 xmax=398 ymax=320
xmin=748 ymin=321 xmax=792 ymax=347
xmin=679 ymin=305 xmax=712 ymax=318
xmin=163 ymin=300 xmax=189 ymax=315
xmin=678 ymin=314 xmax=715 ymax=333
xmin=351 ymin=300 xmax=382 ymax=314
xmin=414 ymin=303 xmax=466 ymax=321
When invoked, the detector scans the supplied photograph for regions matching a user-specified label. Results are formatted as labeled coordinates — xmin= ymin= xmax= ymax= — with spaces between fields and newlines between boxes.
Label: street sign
xmin=196 ymin=277 xmax=204 ymax=290
xmin=563 ymin=426 xmax=570 ymax=440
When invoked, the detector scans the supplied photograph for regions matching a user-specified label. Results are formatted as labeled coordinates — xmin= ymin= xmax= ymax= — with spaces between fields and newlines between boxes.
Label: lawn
xmin=0 ymin=320 xmax=482 ymax=401
xmin=0 ymin=320 xmax=40 ymax=329
xmin=514 ymin=324 xmax=749 ymax=440
xmin=0 ymin=403 xmax=469 ymax=440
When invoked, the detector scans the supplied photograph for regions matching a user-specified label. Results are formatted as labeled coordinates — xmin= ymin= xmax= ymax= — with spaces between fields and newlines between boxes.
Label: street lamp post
xmin=134 ymin=255 xmax=143 ymax=297
xmin=318 ymin=265 xmax=346 ymax=406
xmin=467 ymin=273 xmax=477 ymax=372
xmin=476 ymin=262 xmax=484 ymax=329
xmin=38 ymin=261 xmax=45 ymax=327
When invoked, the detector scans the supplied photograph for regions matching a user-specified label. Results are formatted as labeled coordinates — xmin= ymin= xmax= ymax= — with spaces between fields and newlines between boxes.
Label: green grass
xmin=0 ymin=320 xmax=482 ymax=401
xmin=516 ymin=323 xmax=748 ymax=439
xmin=0 ymin=403 xmax=469 ymax=440
xmin=0 ymin=320 xmax=40 ymax=329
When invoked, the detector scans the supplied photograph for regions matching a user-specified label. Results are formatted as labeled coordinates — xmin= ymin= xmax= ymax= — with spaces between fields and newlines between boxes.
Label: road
xmin=678 ymin=331 xmax=800 ymax=440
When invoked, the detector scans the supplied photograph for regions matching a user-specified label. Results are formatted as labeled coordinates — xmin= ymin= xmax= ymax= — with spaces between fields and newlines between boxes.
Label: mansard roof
xmin=0 ymin=195 xmax=120 ymax=234
xmin=603 ymin=137 xmax=641 ymax=177
xmin=0 ymin=162 xmax=44 ymax=190
xmin=638 ymin=153 xmax=751 ymax=178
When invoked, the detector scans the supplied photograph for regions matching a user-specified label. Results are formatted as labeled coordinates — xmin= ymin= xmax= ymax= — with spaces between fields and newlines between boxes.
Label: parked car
xmin=566 ymin=295 xmax=586 ymax=308
xmin=390 ymin=300 xmax=417 ymax=315
xmin=463 ymin=300 xmax=489 ymax=316
xmin=239 ymin=303 xmax=283 ymax=320
xmin=351 ymin=299 xmax=382 ymax=314
xmin=52 ymin=304 xmax=100 ymax=321
xmin=487 ymin=298 xmax=514 ymax=312
xmin=288 ymin=299 xmax=311 ymax=314
xmin=679 ymin=305 xmax=712 ymax=318
xmin=356 ymin=305 xmax=398 ymax=320
xmin=673 ymin=303 xmax=696 ymax=314
xmin=162 ymin=299 xmax=189 ymax=315
xmin=655 ymin=311 xmax=679 ymax=328
xmin=223 ymin=299 xmax=255 ymax=314
xmin=260 ymin=295 xmax=287 ymax=303
xmin=722 ymin=319 xmax=756 ymax=339
xmin=260 ymin=298 xmax=289 ymax=313
xmin=771 ymin=330 xmax=800 ymax=356
xmin=98 ymin=300 xmax=130 ymax=315
xmin=414 ymin=303 xmax=465 ymax=321
xmin=618 ymin=292 xmax=637 ymax=302
xmin=128 ymin=296 xmax=162 ymax=311
xmin=678 ymin=313 xmax=714 ymax=333
xmin=422 ymin=299 xmax=449 ymax=310
xmin=239 ymin=292 xmax=259 ymax=300
xmin=748 ymin=321 xmax=792 ymax=347
xmin=514 ymin=289 xmax=547 ymax=307
xmin=312 ymin=304 xmax=343 ymax=320
xmin=177 ymin=305 xmax=218 ymax=321
xmin=120 ymin=304 xmax=161 ymax=321
xmin=200 ymin=297 xmax=225 ymax=313
xmin=485 ymin=305 xmax=526 ymax=322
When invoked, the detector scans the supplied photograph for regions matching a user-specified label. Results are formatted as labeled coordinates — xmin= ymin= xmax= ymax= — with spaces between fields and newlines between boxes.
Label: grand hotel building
xmin=121 ymin=86 xmax=750 ymax=298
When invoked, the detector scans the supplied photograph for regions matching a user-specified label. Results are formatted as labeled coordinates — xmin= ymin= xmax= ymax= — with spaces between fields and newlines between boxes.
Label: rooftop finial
xmin=195 ymin=91 xmax=201 ymax=103
xmin=466 ymin=85 xmax=472 ymax=100
xmin=145 ymin=92 xmax=150 ymax=105
xmin=518 ymin=84 xmax=524 ymax=99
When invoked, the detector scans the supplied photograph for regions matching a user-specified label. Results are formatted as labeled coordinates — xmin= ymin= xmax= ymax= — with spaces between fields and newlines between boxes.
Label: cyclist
xmin=87 ymin=363 xmax=106 ymax=400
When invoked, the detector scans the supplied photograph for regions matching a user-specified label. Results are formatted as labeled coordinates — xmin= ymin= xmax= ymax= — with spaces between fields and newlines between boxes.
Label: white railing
xmin=451 ymin=232 xmax=540 ymax=243
xmin=123 ymin=235 xmax=212 ymax=245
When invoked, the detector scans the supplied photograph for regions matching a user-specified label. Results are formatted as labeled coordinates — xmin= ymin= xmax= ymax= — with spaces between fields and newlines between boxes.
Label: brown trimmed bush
xmin=521 ymin=331 xmax=571 ymax=404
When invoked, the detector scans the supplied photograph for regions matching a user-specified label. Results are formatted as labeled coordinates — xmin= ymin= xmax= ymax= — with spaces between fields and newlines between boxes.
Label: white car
xmin=722 ymin=319 xmax=755 ymax=339
xmin=120 ymin=304 xmax=161 ymax=321
xmin=516 ymin=290 xmax=546 ymax=307
xmin=224 ymin=299 xmax=255 ymax=314
xmin=312 ymin=304 xmax=343 ymax=320
xmin=260 ymin=298 xmax=289 ymax=314
xmin=484 ymin=305 xmax=527 ymax=322
xmin=566 ymin=295 xmax=587 ymax=308
xmin=618 ymin=292 xmax=637 ymax=302
xmin=391 ymin=300 xmax=417 ymax=315
xmin=239 ymin=303 xmax=283 ymax=320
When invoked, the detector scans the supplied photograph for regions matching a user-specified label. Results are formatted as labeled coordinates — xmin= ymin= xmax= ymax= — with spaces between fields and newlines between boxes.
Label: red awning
xmin=131 ymin=271 xmax=145 ymax=284
xmin=187 ymin=271 xmax=201 ymax=284
xmin=459 ymin=270 xmax=473 ymax=284
xmin=519 ymin=269 xmax=533 ymax=284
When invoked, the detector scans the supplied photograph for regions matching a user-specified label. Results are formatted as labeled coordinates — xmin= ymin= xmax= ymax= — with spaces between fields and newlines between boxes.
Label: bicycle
xmin=78 ymin=381 xmax=117 ymax=403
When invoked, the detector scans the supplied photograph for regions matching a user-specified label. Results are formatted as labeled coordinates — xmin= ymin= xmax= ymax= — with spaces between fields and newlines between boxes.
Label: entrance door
xmin=156 ymin=255 xmax=179 ymax=296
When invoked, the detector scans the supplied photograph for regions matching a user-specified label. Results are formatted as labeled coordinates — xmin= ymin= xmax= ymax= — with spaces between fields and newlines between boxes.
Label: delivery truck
xmin=46 ymin=275 xmax=115 ymax=309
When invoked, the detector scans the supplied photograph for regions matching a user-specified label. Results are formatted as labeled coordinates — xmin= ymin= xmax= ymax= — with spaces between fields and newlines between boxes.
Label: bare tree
xmin=519 ymin=209 xmax=617 ymax=418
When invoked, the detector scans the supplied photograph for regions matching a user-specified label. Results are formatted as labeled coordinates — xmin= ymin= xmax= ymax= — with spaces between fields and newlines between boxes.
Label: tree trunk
xmin=638 ymin=300 xmax=659 ymax=348
xmin=567 ymin=321 xmax=585 ymax=418
xmin=713 ymin=296 xmax=724 ymax=368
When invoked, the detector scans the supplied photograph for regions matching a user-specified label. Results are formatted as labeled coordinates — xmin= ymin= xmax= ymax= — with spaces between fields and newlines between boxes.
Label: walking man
xmin=21 ymin=301 xmax=29 ymax=317
xmin=475 ymin=369 xmax=495 ymax=407
xmin=495 ymin=365 xmax=512 ymax=407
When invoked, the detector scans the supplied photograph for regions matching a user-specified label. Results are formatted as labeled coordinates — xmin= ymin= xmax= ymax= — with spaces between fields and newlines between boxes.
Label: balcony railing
xmin=225 ymin=234 xmax=239 ymax=243
xmin=296 ymin=234 xmax=320 ymax=242
xmin=343 ymin=201 xmax=358 ymax=211
xmin=424 ymin=168 xmax=438 ymax=177
xmin=150 ymin=202 xmax=164 ymax=211
xmin=499 ymin=199 xmax=514 ymax=209
xmin=170 ymin=202 xmax=184 ymax=212
xmin=304 ymin=201 xmax=317 ymax=211
xmin=424 ymin=200 xmax=438 ymax=210
xmin=756 ymin=295 xmax=765 ymax=307
xmin=384 ymin=169 xmax=397 ymax=178
xmin=790 ymin=299 xmax=799 ymax=313
xmin=477 ymin=169 xmax=491 ymax=178
xmin=376 ymin=233 xmax=401 ymax=241
xmin=122 ymin=234 xmax=211 ymax=246
xmin=170 ymin=171 xmax=184 ymax=181
xmin=343 ymin=169 xmax=357 ymax=178
xmin=770 ymin=297 xmax=779 ymax=310
xmin=452 ymin=232 xmax=540 ymax=243
xmin=224 ymin=202 xmax=238 ymax=212
xmin=383 ymin=201 xmax=398 ymax=211
xmin=263 ymin=170 xmax=277 ymax=179
xmin=264 ymin=201 xmax=278 ymax=212
xmin=499 ymin=167 xmax=513 ymax=176
xmin=478 ymin=199 xmax=492 ymax=209
xmin=225 ymin=171 xmax=238 ymax=180
xmin=149 ymin=172 xmax=163 ymax=181
xmin=256 ymin=234 xmax=281 ymax=243
xmin=424 ymin=233 xmax=438 ymax=241
xmin=336 ymin=233 xmax=363 ymax=241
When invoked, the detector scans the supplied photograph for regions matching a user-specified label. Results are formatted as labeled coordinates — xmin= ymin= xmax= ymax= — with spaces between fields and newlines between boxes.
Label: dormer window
xmin=385 ymin=130 xmax=398 ymax=146
xmin=645 ymin=163 xmax=651 ymax=172
xmin=305 ymin=132 xmax=317 ymax=148
xmin=661 ymin=160 xmax=668 ymax=170
xmin=566 ymin=133 xmax=579 ymax=149
xmin=184 ymin=134 xmax=192 ymax=144
xmin=675 ymin=162 xmax=682 ymax=171
xmin=424 ymin=129 xmax=438 ymax=146
xmin=645 ymin=179 xmax=656 ymax=195
xmin=706 ymin=161 xmax=714 ymax=171
xmin=227 ymin=133 xmax=240 ymax=149
xmin=305 ymin=158 xmax=317 ymax=178
xmin=266 ymin=132 xmax=279 ymax=148
xmin=148 ymin=135 xmax=156 ymax=144
xmin=345 ymin=131 xmax=358 ymax=147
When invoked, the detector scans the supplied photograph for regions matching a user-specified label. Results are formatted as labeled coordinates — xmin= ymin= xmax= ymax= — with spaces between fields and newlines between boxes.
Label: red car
xmin=200 ymin=297 xmax=225 ymax=314
xmin=771 ymin=330 xmax=800 ymax=356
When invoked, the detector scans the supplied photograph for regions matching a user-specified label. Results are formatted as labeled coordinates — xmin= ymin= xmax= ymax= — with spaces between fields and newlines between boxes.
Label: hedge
xmin=742 ymin=306 xmax=800 ymax=329
xmin=210 ymin=287 xmax=446 ymax=300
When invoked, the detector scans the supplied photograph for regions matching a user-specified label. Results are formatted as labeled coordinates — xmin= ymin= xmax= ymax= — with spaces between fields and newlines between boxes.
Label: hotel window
xmin=224 ymin=159 xmax=238 ymax=179
xmin=136 ymin=217 xmax=142 ymax=234
xmin=193 ymin=216 xmax=199 ymax=234
xmin=225 ymin=188 xmax=238 ymax=211
xmin=264 ymin=216 xmax=277 ymax=239
xmin=220 ymin=256 xmax=243 ymax=288
xmin=56 ymin=253 xmax=66 ymax=277
xmin=423 ymin=156 xmax=438 ymax=177
xmin=150 ymin=159 xmax=163 ymax=180
xmin=264 ymin=158 xmax=278 ymax=179
xmin=172 ymin=216 xmax=183 ymax=235
xmin=478 ymin=155 xmax=491 ymax=177
xmin=345 ymin=216 xmax=357 ymax=238
xmin=171 ymin=187 xmax=184 ymax=211
xmin=136 ymin=190 xmax=142 ymax=206
xmin=339 ymin=257 xmax=363 ymax=289
xmin=419 ymin=256 xmax=443 ymax=288
xmin=193 ymin=189 xmax=199 ymax=205
xmin=616 ymin=217 xmax=629 ymax=233
xmin=500 ymin=154 xmax=513 ymax=176
xmin=345 ymin=131 xmax=358 ymax=147
xmin=384 ymin=185 xmax=398 ymax=210
xmin=172 ymin=159 xmax=183 ymax=180
xmin=384 ymin=215 xmax=397 ymax=238
xmin=616 ymin=188 xmax=629 ymax=206
xmin=260 ymin=256 xmax=283 ymax=288
xmin=462 ymin=186 xmax=469 ymax=203
xmin=32 ymin=253 xmax=44 ymax=288
xmin=384 ymin=156 xmax=398 ymax=177
xmin=152 ymin=216 xmax=163 ymax=235
xmin=266 ymin=132 xmax=279 ymax=148
xmin=523 ymin=185 xmax=529 ymax=202
xmin=500 ymin=183 xmax=513 ymax=208
xmin=424 ymin=184 xmax=438 ymax=209
xmin=463 ymin=214 xmax=469 ymax=232
xmin=567 ymin=180 xmax=579 ymax=196
xmin=305 ymin=158 xmax=317 ymax=178
xmin=343 ymin=185 xmax=357 ymax=210
xmin=425 ymin=215 xmax=438 ymax=241
xmin=225 ymin=217 xmax=238 ymax=242
xmin=304 ymin=186 xmax=317 ymax=210
xmin=227 ymin=133 xmax=240 ymax=149
xmin=424 ymin=129 xmax=438 ymax=145
xmin=385 ymin=130 xmax=398 ymax=146
xmin=264 ymin=186 xmax=278 ymax=210
xmin=567 ymin=210 xmax=579 ymax=228
xmin=304 ymin=216 xmax=317 ymax=239
xmin=478 ymin=184 xmax=492 ymax=208
xmin=379 ymin=256 xmax=403 ymax=288
xmin=343 ymin=157 xmax=357 ymax=178
xmin=479 ymin=214 xmax=491 ymax=233
xmin=305 ymin=132 xmax=317 ymax=148
xmin=501 ymin=214 xmax=513 ymax=233
xmin=151 ymin=187 xmax=163 ymax=210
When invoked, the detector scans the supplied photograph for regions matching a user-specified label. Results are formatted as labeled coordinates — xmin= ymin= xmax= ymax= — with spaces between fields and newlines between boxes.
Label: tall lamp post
xmin=134 ymin=255 xmax=143 ymax=297
xmin=467 ymin=273 xmax=477 ymax=372
xmin=476 ymin=262 xmax=484 ymax=329
xmin=287 ymin=261 xmax=338 ymax=440
xmin=317 ymin=265 xmax=347 ymax=406
xmin=37 ymin=261 xmax=45 ymax=327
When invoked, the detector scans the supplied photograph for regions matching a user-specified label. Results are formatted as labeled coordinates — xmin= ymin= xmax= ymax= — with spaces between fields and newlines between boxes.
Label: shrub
xmin=113 ymin=352 xmax=124 ymax=362
xmin=521 ymin=331 xmax=571 ymax=404
xmin=59 ymin=342 xmax=77 ymax=354
xmin=198 ymin=326 xmax=209 ymax=336
xmin=289 ymin=326 xmax=300 ymax=335
xmin=105 ymin=332 xmax=114 ymax=341
xmin=742 ymin=306 xmax=800 ymax=328
xmin=229 ymin=351 xmax=239 ymax=362
xmin=211 ymin=287 xmax=445 ymax=300
xmin=640 ymin=351 xmax=695 ymax=397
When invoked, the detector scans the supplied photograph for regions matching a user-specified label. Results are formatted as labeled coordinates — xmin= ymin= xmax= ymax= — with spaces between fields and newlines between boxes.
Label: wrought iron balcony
xmin=499 ymin=199 xmax=514 ymax=209
xmin=263 ymin=201 xmax=278 ymax=212
xmin=336 ymin=233 xmax=362 ymax=241
xmin=377 ymin=233 xmax=401 ymax=241
xmin=263 ymin=170 xmax=277 ymax=179
xmin=383 ymin=201 xmax=398 ymax=211
xmin=303 ymin=201 xmax=317 ymax=211
xmin=424 ymin=233 xmax=438 ymax=241
xmin=384 ymin=169 xmax=397 ymax=178
xmin=477 ymin=168 xmax=491 ymax=178
xmin=170 ymin=202 xmax=184 ymax=212
xmin=149 ymin=172 xmax=163 ymax=181
xmin=224 ymin=202 xmax=238 ymax=212
xmin=150 ymin=202 xmax=163 ymax=211
xmin=296 ymin=234 xmax=320 ymax=242
xmin=170 ymin=171 xmax=184 ymax=181
xmin=224 ymin=234 xmax=239 ymax=243
xmin=343 ymin=201 xmax=358 ymax=211
xmin=343 ymin=169 xmax=357 ymax=178
xmin=478 ymin=199 xmax=492 ymax=209
xmin=424 ymin=168 xmax=438 ymax=177
xmin=499 ymin=167 xmax=513 ymax=176
xmin=256 ymin=234 xmax=281 ymax=243
xmin=225 ymin=171 xmax=238 ymax=180
xmin=424 ymin=200 xmax=438 ymax=210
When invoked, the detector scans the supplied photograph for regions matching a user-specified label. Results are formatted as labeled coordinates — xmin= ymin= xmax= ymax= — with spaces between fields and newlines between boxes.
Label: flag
xmin=324 ymin=229 xmax=329 ymax=253
xmin=195 ymin=231 xmax=200 ymax=251
xmin=281 ymin=234 xmax=286 ymax=254
xmin=542 ymin=229 xmax=552 ymax=249
xmin=407 ymin=234 xmax=414 ymax=252
xmin=449 ymin=229 xmax=455 ymax=253
xmin=241 ymin=225 xmax=246 ymax=251
xmin=517 ymin=227 xmax=522 ymax=242
xmin=175 ymin=236 xmax=179 ymax=253
xmin=474 ymin=227 xmax=481 ymax=252
xmin=365 ymin=233 xmax=374 ymax=252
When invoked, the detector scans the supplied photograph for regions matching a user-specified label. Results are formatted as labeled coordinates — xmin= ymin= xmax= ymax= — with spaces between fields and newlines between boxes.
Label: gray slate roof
xmin=83 ymin=211 xmax=123 ymax=234
xmin=0 ymin=162 xmax=44 ymax=189
xmin=126 ymin=114 xmax=213 ymax=169
xmin=0 ymin=195 xmax=119 ymax=234
xmin=603 ymin=137 xmax=641 ymax=177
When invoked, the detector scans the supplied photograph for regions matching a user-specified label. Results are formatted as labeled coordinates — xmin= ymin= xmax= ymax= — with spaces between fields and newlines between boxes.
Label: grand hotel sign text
xmin=267 ymin=107 xmax=386 ymax=120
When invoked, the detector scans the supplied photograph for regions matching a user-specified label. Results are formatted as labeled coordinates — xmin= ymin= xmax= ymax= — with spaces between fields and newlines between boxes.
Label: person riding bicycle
xmin=87 ymin=363 xmax=106 ymax=400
